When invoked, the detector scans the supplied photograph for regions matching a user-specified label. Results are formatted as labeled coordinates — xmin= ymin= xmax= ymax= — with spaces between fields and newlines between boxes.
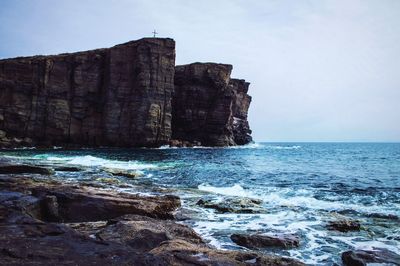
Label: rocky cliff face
xmin=172 ymin=63 xmax=252 ymax=146
xmin=0 ymin=38 xmax=175 ymax=148
xmin=0 ymin=38 xmax=252 ymax=148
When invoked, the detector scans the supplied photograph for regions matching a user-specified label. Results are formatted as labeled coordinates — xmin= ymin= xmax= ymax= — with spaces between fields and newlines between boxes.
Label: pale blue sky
xmin=1 ymin=0 xmax=399 ymax=142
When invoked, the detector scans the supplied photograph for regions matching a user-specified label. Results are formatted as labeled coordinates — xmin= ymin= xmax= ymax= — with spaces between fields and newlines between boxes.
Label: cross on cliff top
xmin=152 ymin=30 xmax=158 ymax=38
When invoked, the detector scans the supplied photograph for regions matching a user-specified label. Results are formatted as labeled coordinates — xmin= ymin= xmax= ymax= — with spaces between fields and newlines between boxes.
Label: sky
xmin=1 ymin=0 xmax=399 ymax=142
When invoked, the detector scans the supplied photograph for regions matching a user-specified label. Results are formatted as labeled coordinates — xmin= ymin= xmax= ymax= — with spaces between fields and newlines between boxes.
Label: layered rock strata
xmin=0 ymin=38 xmax=252 ymax=148
xmin=0 ymin=38 xmax=175 ymax=148
xmin=172 ymin=63 xmax=252 ymax=146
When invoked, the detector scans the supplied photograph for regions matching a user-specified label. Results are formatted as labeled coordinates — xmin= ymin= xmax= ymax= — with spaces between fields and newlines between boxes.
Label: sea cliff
xmin=0 ymin=38 xmax=252 ymax=148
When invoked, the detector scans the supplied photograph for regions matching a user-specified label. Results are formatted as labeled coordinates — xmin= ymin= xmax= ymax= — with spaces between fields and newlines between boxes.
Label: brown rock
xmin=172 ymin=63 xmax=253 ymax=146
xmin=327 ymin=219 xmax=361 ymax=232
xmin=150 ymin=239 xmax=305 ymax=266
xmin=196 ymin=197 xmax=264 ymax=213
xmin=342 ymin=248 xmax=400 ymax=266
xmin=0 ymin=175 xmax=181 ymax=222
xmin=72 ymin=214 xmax=204 ymax=252
xmin=0 ymin=38 xmax=175 ymax=148
xmin=0 ymin=164 xmax=54 ymax=175
xmin=231 ymin=233 xmax=300 ymax=249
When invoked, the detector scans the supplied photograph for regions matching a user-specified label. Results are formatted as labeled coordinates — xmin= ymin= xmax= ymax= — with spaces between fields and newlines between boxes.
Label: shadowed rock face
xmin=0 ymin=38 xmax=252 ymax=148
xmin=172 ymin=63 xmax=252 ymax=146
xmin=0 ymin=38 xmax=176 ymax=148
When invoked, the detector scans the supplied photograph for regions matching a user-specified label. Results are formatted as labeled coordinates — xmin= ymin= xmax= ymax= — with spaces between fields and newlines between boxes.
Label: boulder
xmin=196 ymin=197 xmax=263 ymax=213
xmin=231 ymin=233 xmax=300 ymax=249
xmin=327 ymin=220 xmax=361 ymax=232
xmin=342 ymin=248 xmax=400 ymax=266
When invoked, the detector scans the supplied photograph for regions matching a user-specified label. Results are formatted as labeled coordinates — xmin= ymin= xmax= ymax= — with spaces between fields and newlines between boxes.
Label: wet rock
xmin=231 ymin=233 xmax=300 ymax=249
xmin=169 ymin=139 xmax=202 ymax=147
xmin=95 ymin=177 xmax=122 ymax=185
xmin=54 ymin=166 xmax=82 ymax=172
xmin=0 ymin=176 xmax=181 ymax=222
xmin=367 ymin=213 xmax=399 ymax=220
xmin=327 ymin=220 xmax=361 ymax=232
xmin=150 ymin=239 xmax=305 ymax=266
xmin=0 ymin=164 xmax=54 ymax=175
xmin=342 ymin=248 xmax=400 ymax=266
xmin=0 ymin=130 xmax=6 ymax=139
xmin=104 ymin=168 xmax=143 ymax=178
xmin=196 ymin=197 xmax=263 ymax=213
xmin=174 ymin=207 xmax=203 ymax=221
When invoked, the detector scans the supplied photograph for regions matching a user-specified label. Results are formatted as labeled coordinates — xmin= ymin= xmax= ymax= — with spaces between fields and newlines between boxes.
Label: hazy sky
xmin=1 ymin=0 xmax=399 ymax=142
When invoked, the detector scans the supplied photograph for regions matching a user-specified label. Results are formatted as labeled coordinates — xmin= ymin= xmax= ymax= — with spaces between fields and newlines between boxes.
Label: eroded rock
xmin=342 ymin=248 xmax=400 ymax=266
xmin=196 ymin=197 xmax=263 ymax=213
xmin=0 ymin=164 xmax=54 ymax=175
xmin=150 ymin=239 xmax=305 ymax=266
xmin=231 ymin=233 xmax=300 ymax=249
xmin=327 ymin=219 xmax=361 ymax=232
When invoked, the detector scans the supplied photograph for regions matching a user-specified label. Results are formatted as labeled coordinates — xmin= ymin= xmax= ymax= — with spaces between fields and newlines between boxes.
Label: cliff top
xmin=0 ymin=37 xmax=175 ymax=62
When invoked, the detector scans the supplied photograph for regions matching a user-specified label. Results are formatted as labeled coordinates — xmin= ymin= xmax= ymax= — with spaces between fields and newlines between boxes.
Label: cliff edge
xmin=0 ymin=38 xmax=252 ymax=148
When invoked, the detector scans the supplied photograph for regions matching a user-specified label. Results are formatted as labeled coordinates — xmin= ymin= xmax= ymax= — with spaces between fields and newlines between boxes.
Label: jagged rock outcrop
xmin=172 ymin=63 xmax=252 ymax=146
xmin=0 ymin=38 xmax=252 ymax=148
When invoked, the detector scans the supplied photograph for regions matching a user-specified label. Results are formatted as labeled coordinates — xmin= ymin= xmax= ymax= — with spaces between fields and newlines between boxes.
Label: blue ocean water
xmin=1 ymin=142 xmax=399 ymax=265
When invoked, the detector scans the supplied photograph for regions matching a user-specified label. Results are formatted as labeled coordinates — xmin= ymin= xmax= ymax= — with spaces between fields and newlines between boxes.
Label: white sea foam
xmin=265 ymin=145 xmax=301 ymax=150
xmin=197 ymin=184 xmax=250 ymax=197
xmin=33 ymin=154 xmax=159 ymax=171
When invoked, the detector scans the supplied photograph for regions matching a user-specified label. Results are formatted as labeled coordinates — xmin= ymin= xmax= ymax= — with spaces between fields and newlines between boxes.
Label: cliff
xmin=172 ymin=63 xmax=252 ymax=146
xmin=0 ymin=38 xmax=252 ymax=148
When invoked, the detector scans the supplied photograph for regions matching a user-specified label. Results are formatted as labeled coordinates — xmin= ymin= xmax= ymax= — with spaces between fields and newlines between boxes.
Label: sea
xmin=1 ymin=142 xmax=399 ymax=265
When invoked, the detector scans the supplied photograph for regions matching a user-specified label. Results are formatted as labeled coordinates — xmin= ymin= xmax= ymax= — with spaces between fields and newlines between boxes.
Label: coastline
xmin=1 ymin=144 xmax=399 ymax=265
xmin=0 ymin=166 xmax=304 ymax=265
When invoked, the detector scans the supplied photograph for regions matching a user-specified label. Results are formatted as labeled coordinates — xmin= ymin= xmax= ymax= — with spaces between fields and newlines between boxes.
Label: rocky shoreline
xmin=0 ymin=163 xmax=305 ymax=265
xmin=1 ymin=162 xmax=399 ymax=265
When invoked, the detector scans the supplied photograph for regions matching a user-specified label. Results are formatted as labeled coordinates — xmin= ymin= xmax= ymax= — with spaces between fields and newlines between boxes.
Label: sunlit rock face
xmin=0 ymin=38 xmax=252 ymax=148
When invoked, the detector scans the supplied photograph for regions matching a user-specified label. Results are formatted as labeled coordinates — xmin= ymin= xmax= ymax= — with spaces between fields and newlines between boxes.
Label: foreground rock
xmin=327 ymin=219 xmax=361 ymax=232
xmin=69 ymin=214 xmax=204 ymax=252
xmin=0 ymin=174 xmax=305 ymax=265
xmin=231 ymin=233 xmax=300 ymax=249
xmin=0 ymin=164 xmax=54 ymax=175
xmin=0 ymin=175 xmax=180 ymax=221
xmin=150 ymin=239 xmax=304 ymax=266
xmin=342 ymin=248 xmax=400 ymax=266
xmin=196 ymin=197 xmax=263 ymax=213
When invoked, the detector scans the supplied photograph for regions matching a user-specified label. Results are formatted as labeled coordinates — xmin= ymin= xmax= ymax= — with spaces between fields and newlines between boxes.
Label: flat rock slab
xmin=0 ymin=175 xmax=180 ymax=222
xmin=150 ymin=239 xmax=305 ymax=266
xmin=0 ymin=164 xmax=54 ymax=175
